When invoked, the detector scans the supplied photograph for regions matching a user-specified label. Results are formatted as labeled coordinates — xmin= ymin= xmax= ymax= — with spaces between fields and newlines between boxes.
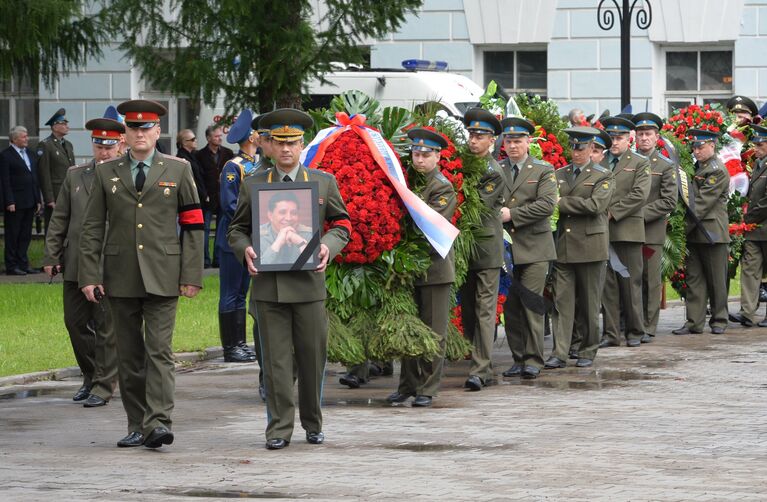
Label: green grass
xmin=0 ymin=275 xmax=243 ymax=377
xmin=664 ymin=269 xmax=741 ymax=301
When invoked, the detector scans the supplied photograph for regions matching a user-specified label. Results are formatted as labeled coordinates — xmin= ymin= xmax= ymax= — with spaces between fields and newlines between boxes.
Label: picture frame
xmin=250 ymin=181 xmax=321 ymax=272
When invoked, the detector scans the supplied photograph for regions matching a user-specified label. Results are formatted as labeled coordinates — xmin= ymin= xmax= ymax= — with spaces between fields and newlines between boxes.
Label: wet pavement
xmin=2 ymin=301 xmax=767 ymax=501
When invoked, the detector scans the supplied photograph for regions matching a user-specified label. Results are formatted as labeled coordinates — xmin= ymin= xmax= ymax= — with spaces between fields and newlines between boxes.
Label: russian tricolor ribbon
xmin=301 ymin=112 xmax=459 ymax=258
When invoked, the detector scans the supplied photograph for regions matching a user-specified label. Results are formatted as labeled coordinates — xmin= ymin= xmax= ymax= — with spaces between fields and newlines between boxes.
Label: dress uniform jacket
xmin=470 ymin=157 xmax=505 ymax=269
xmin=744 ymin=157 xmax=767 ymax=240
xmin=36 ymin=134 xmax=76 ymax=205
xmin=601 ymin=150 xmax=651 ymax=242
xmin=414 ymin=169 xmax=456 ymax=286
xmin=500 ymin=156 xmax=557 ymax=263
xmin=643 ymin=149 xmax=678 ymax=245
xmin=554 ymin=162 xmax=615 ymax=263
xmin=217 ymin=152 xmax=258 ymax=255
xmin=686 ymin=157 xmax=730 ymax=244
xmin=79 ymin=152 xmax=205 ymax=295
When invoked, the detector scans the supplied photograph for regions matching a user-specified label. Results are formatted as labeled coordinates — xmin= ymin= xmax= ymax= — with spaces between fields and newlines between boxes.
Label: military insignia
xmin=602 ymin=182 xmax=610 ymax=189
xmin=708 ymin=176 xmax=717 ymax=185
xmin=485 ymin=182 xmax=495 ymax=193
xmin=163 ymin=187 xmax=170 ymax=197
xmin=55 ymin=151 xmax=59 ymax=156
xmin=438 ymin=196 xmax=448 ymax=207
xmin=75 ymin=186 xmax=80 ymax=193
xmin=158 ymin=181 xmax=177 ymax=187
xmin=137 ymin=113 xmax=143 ymax=120
xmin=226 ymin=173 xmax=236 ymax=183
xmin=36 ymin=149 xmax=43 ymax=156
xmin=111 ymin=185 xmax=117 ymax=194
xmin=110 ymin=177 xmax=120 ymax=182
xmin=319 ymin=197 xmax=325 ymax=205
xmin=550 ymin=174 xmax=556 ymax=183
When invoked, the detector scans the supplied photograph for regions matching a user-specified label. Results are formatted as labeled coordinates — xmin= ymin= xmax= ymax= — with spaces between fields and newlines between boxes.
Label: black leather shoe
xmin=306 ymin=431 xmax=325 ymax=444
xmin=83 ymin=394 xmax=107 ymax=407
xmin=711 ymin=326 xmax=725 ymax=335
xmin=464 ymin=375 xmax=483 ymax=391
xmin=568 ymin=349 xmax=579 ymax=360
xmin=412 ymin=395 xmax=432 ymax=407
xmin=521 ymin=366 xmax=541 ymax=379
xmin=117 ymin=431 xmax=144 ymax=447
xmin=599 ymin=339 xmax=620 ymax=348
xmin=386 ymin=391 xmax=414 ymax=404
xmin=640 ymin=334 xmax=652 ymax=343
xmin=729 ymin=313 xmax=754 ymax=327
xmin=6 ymin=268 xmax=27 ymax=276
xmin=502 ymin=364 xmax=523 ymax=377
xmin=266 ymin=438 xmax=289 ymax=450
xmin=72 ymin=385 xmax=91 ymax=401
xmin=672 ymin=326 xmax=702 ymax=335
xmin=380 ymin=362 xmax=394 ymax=376
xmin=237 ymin=341 xmax=257 ymax=358
xmin=258 ymin=382 xmax=266 ymax=402
xmin=544 ymin=357 xmax=566 ymax=369
xmin=760 ymin=284 xmax=767 ymax=303
xmin=223 ymin=346 xmax=255 ymax=363
xmin=759 ymin=319 xmax=767 ymax=328
xmin=626 ymin=338 xmax=641 ymax=347
xmin=575 ymin=358 xmax=593 ymax=368
xmin=143 ymin=426 xmax=174 ymax=448
xmin=24 ymin=267 xmax=41 ymax=274
xmin=339 ymin=373 xmax=361 ymax=389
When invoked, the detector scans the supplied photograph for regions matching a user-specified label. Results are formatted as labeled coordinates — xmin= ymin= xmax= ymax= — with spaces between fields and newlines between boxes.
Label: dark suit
xmin=1 ymin=145 xmax=40 ymax=271
xmin=176 ymin=148 xmax=208 ymax=206
xmin=195 ymin=144 xmax=234 ymax=266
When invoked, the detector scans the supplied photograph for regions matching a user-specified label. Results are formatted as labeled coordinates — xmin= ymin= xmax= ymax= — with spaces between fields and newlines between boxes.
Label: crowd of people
xmin=4 ymin=92 xmax=767 ymax=452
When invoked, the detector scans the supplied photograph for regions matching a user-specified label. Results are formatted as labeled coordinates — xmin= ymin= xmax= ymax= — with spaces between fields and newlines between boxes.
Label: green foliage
xmin=0 ymin=1 xmax=108 ymax=90
xmin=515 ymin=93 xmax=572 ymax=159
xmin=367 ymin=289 xmax=440 ymax=361
xmin=478 ymin=80 xmax=506 ymax=115
xmin=107 ymin=0 xmax=423 ymax=113
xmin=659 ymin=132 xmax=693 ymax=282
xmin=445 ymin=322 xmax=472 ymax=361
xmin=380 ymin=106 xmax=413 ymax=151
xmin=327 ymin=310 xmax=366 ymax=365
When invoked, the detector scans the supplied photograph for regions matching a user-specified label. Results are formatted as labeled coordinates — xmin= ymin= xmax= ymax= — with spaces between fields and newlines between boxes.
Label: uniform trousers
xmin=602 ymin=242 xmax=645 ymax=344
xmin=504 ymin=261 xmax=549 ymax=369
xmin=460 ymin=267 xmax=500 ymax=381
xmin=642 ymin=243 xmax=663 ymax=336
xmin=684 ymin=243 xmax=729 ymax=330
xmin=739 ymin=240 xmax=767 ymax=322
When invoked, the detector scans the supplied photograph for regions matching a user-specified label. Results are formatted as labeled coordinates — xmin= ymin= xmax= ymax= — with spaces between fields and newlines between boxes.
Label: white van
xmin=305 ymin=60 xmax=486 ymax=117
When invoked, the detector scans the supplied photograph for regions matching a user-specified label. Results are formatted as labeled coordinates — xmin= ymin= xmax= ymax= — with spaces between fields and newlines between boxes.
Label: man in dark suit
xmin=196 ymin=124 xmax=234 ymax=268
xmin=1 ymin=126 xmax=41 ymax=275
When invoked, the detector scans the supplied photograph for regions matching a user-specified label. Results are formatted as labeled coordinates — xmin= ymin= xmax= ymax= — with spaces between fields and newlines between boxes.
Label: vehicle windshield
xmin=455 ymin=102 xmax=480 ymax=115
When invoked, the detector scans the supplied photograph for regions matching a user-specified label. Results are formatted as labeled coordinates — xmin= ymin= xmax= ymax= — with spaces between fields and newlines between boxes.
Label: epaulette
xmin=654 ymin=151 xmax=672 ymax=164
xmin=630 ymin=150 xmax=648 ymax=160
xmin=591 ymin=163 xmax=610 ymax=173
xmin=228 ymin=155 xmax=245 ymax=166
xmin=308 ymin=167 xmax=331 ymax=178
xmin=296 ymin=223 xmax=313 ymax=232
xmin=68 ymin=162 xmax=91 ymax=172
xmin=435 ymin=171 xmax=450 ymax=184
xmin=162 ymin=154 xmax=189 ymax=165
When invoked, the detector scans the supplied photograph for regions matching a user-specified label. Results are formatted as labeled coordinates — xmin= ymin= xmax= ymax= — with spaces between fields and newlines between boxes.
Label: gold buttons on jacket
xmin=138 ymin=245 xmax=144 ymax=250
xmin=137 ymin=224 xmax=143 ymax=229
xmin=138 ymin=203 xmax=143 ymax=208
xmin=566 ymin=228 xmax=571 ymax=232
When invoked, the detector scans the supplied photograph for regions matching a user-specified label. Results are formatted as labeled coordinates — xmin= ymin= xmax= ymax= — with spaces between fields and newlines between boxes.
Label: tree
xmin=106 ymin=0 xmax=423 ymax=114
xmin=0 ymin=1 xmax=107 ymax=90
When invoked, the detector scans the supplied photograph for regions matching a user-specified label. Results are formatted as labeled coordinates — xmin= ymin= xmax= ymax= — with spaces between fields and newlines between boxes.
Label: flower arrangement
xmin=530 ymin=126 xmax=568 ymax=169
xmin=662 ymin=104 xmax=725 ymax=142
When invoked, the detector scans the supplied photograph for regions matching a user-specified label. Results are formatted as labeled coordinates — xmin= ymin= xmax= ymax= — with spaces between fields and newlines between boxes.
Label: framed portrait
xmin=250 ymin=181 xmax=321 ymax=272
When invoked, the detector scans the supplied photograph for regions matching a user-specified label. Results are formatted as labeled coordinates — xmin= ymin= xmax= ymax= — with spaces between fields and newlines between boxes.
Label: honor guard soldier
xmin=632 ymin=113 xmax=678 ymax=340
xmin=216 ymin=109 xmax=259 ymax=364
xmin=672 ymin=129 xmax=730 ymax=335
xmin=727 ymin=95 xmax=759 ymax=125
xmin=79 ymin=99 xmax=205 ymax=449
xmin=597 ymin=116 xmax=651 ymax=349
xmin=497 ymin=117 xmax=557 ymax=380
xmin=42 ymin=111 xmax=122 ymax=407
xmin=253 ymin=114 xmax=275 ymax=171
xmin=37 ymin=108 xmax=76 ymax=233
xmin=732 ymin=125 xmax=767 ymax=327
xmin=387 ymin=128 xmax=456 ymax=407
xmin=460 ymin=108 xmax=505 ymax=390
xmin=228 ymin=109 xmax=351 ymax=450
xmin=546 ymin=127 xmax=614 ymax=369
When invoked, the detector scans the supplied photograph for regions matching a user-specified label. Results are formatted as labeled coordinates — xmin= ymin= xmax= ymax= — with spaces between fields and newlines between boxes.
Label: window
xmin=0 ymin=76 xmax=39 ymax=150
xmin=665 ymin=49 xmax=732 ymax=116
xmin=484 ymin=50 xmax=547 ymax=97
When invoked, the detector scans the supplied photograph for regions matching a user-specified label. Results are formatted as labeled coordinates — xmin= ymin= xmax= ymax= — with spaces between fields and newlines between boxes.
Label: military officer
xmin=42 ymin=112 xmax=122 ymax=407
xmin=546 ymin=127 xmax=614 ymax=369
xmin=79 ymin=99 xmax=204 ymax=449
xmin=732 ymin=125 xmax=767 ymax=327
xmin=632 ymin=113 xmax=678 ymax=340
xmin=727 ymin=95 xmax=759 ymax=126
xmin=37 ymin=108 xmax=76 ymax=233
xmin=672 ymin=129 xmax=730 ymax=335
xmin=597 ymin=116 xmax=651 ymax=348
xmin=497 ymin=117 xmax=557 ymax=380
xmin=459 ymin=108 xmax=505 ymax=390
xmin=216 ymin=109 xmax=259 ymax=364
xmin=387 ymin=128 xmax=456 ymax=407
xmin=228 ymin=108 xmax=350 ymax=450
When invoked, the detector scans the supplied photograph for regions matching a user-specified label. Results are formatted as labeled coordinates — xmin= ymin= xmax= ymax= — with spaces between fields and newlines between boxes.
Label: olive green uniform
xmin=36 ymin=133 xmax=76 ymax=231
xmin=42 ymin=161 xmax=117 ymax=400
xmin=228 ymin=165 xmax=350 ymax=442
xmin=459 ymin=155 xmax=504 ymax=382
xmin=500 ymin=155 xmax=557 ymax=370
xmin=550 ymin=162 xmax=614 ymax=361
xmin=398 ymin=169 xmax=456 ymax=398
xmin=739 ymin=156 xmax=767 ymax=322
xmin=600 ymin=151 xmax=651 ymax=345
xmin=79 ymin=152 xmax=204 ymax=436
xmin=683 ymin=157 xmax=730 ymax=331
xmin=642 ymin=149 xmax=678 ymax=335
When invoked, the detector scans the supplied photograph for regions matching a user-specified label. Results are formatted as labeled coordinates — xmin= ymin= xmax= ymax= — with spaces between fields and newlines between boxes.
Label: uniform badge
xmin=111 ymin=185 xmax=117 ymax=194
xmin=55 ymin=151 xmax=59 ymax=156
xmin=438 ymin=196 xmax=448 ymax=207
xmin=163 ymin=188 xmax=170 ymax=197
xmin=158 ymin=181 xmax=177 ymax=187
xmin=36 ymin=149 xmax=43 ymax=157
xmin=75 ymin=186 xmax=80 ymax=193
xmin=318 ymin=197 xmax=325 ymax=205
xmin=226 ymin=173 xmax=236 ymax=183
xmin=550 ymin=174 xmax=556 ymax=183
xmin=602 ymin=182 xmax=610 ymax=189
xmin=110 ymin=177 xmax=120 ymax=182
xmin=485 ymin=182 xmax=495 ymax=193
xmin=708 ymin=176 xmax=717 ymax=185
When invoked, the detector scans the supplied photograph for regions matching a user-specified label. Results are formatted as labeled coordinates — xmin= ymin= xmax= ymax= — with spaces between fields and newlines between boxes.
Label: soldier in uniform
xmin=216 ymin=110 xmax=259 ymax=364
xmin=727 ymin=95 xmax=759 ymax=126
xmin=546 ymin=127 xmax=614 ymax=369
xmin=79 ymin=100 xmax=204 ymax=449
xmin=42 ymin=112 xmax=122 ymax=406
xmin=387 ymin=128 xmax=456 ymax=407
xmin=672 ymin=129 xmax=731 ymax=335
xmin=37 ymin=108 xmax=76 ymax=233
xmin=732 ymin=125 xmax=767 ymax=327
xmin=228 ymin=108 xmax=351 ymax=450
xmin=632 ymin=113 xmax=678 ymax=340
xmin=459 ymin=108 xmax=504 ymax=390
xmin=497 ymin=117 xmax=557 ymax=379
xmin=597 ymin=116 xmax=651 ymax=348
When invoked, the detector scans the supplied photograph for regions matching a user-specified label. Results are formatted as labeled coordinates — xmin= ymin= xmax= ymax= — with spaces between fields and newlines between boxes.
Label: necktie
xmin=135 ymin=162 xmax=146 ymax=192
xmin=610 ymin=157 xmax=619 ymax=170
xmin=572 ymin=166 xmax=580 ymax=183
xmin=20 ymin=149 xmax=30 ymax=170
xmin=282 ymin=174 xmax=292 ymax=182
xmin=511 ymin=164 xmax=519 ymax=183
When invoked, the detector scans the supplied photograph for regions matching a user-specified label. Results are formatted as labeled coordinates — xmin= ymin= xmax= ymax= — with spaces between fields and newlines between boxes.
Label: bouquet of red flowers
xmin=531 ymin=126 xmax=568 ymax=169
xmin=662 ymin=104 xmax=725 ymax=142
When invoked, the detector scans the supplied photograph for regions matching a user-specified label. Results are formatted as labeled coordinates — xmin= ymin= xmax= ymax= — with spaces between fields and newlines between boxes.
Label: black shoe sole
xmin=144 ymin=431 xmax=174 ymax=449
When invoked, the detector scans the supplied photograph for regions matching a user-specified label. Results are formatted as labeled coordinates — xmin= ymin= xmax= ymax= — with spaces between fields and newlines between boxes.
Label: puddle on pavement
xmin=161 ymin=489 xmax=308 ymax=499
xmin=501 ymin=369 xmax=659 ymax=391
xmin=383 ymin=442 xmax=515 ymax=452
xmin=0 ymin=388 xmax=59 ymax=400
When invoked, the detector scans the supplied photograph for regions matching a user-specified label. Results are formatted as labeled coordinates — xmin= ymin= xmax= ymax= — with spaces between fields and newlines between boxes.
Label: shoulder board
xmin=228 ymin=155 xmax=246 ymax=166
xmin=631 ymin=150 xmax=647 ymax=160
xmin=654 ymin=152 xmax=672 ymax=164
xmin=68 ymin=162 xmax=91 ymax=172
xmin=591 ymin=163 xmax=609 ymax=173
xmin=297 ymin=223 xmax=313 ymax=232
xmin=435 ymin=171 xmax=450 ymax=184
xmin=164 ymin=154 xmax=190 ymax=164
xmin=307 ymin=167 xmax=331 ymax=178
